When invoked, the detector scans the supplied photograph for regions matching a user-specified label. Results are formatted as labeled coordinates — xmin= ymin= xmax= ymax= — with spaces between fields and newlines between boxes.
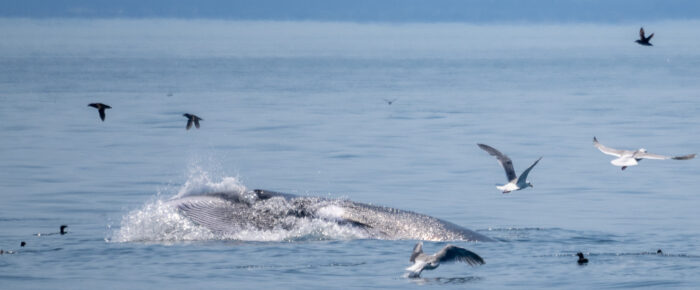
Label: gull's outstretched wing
xmin=637 ymin=152 xmax=696 ymax=160
xmin=435 ymin=245 xmax=485 ymax=266
xmin=593 ymin=137 xmax=626 ymax=157
xmin=478 ymin=144 xmax=517 ymax=182
xmin=517 ymin=157 xmax=542 ymax=185
xmin=410 ymin=242 xmax=423 ymax=262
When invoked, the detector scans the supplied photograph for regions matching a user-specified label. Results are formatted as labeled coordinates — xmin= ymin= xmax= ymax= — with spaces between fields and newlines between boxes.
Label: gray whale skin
xmin=166 ymin=189 xmax=493 ymax=242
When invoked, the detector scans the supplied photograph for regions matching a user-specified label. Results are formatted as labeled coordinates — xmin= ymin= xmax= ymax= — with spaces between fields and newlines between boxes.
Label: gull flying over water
xmin=405 ymin=242 xmax=485 ymax=278
xmin=88 ymin=103 xmax=111 ymax=121
xmin=383 ymin=98 xmax=397 ymax=105
xmin=478 ymin=144 xmax=542 ymax=193
xmin=635 ymin=27 xmax=654 ymax=46
xmin=183 ymin=113 xmax=202 ymax=130
xmin=593 ymin=137 xmax=695 ymax=170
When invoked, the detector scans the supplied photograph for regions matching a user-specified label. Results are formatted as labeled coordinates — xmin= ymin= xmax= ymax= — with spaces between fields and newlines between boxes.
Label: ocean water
xmin=1 ymin=19 xmax=700 ymax=289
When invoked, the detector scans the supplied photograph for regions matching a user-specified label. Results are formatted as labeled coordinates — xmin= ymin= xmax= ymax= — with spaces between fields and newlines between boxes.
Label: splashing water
xmin=113 ymin=170 xmax=372 ymax=243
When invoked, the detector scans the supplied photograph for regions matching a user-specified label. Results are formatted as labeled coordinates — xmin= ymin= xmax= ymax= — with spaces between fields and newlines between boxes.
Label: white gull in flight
xmin=593 ymin=137 xmax=695 ymax=170
xmin=478 ymin=143 xmax=542 ymax=193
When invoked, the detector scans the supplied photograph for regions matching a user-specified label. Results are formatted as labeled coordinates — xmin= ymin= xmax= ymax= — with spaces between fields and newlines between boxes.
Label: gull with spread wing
xmin=405 ymin=242 xmax=485 ymax=278
xmin=593 ymin=137 xmax=695 ymax=170
xmin=478 ymin=143 xmax=542 ymax=193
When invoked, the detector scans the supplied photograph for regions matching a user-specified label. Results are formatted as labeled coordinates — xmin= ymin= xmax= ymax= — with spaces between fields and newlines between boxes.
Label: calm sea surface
xmin=1 ymin=19 xmax=700 ymax=289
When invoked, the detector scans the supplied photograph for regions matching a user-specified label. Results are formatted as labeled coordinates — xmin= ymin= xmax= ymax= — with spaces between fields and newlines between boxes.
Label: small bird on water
xmin=183 ymin=114 xmax=202 ymax=130
xmin=635 ymin=27 xmax=654 ymax=46
xmin=405 ymin=242 xmax=485 ymax=278
xmin=576 ymin=252 xmax=589 ymax=264
xmin=20 ymin=241 xmax=26 ymax=247
xmin=60 ymin=225 xmax=68 ymax=235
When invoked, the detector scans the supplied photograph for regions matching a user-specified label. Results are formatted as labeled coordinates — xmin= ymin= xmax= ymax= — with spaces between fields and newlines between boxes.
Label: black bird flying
xmin=183 ymin=114 xmax=203 ymax=130
xmin=635 ymin=27 xmax=654 ymax=46
xmin=88 ymin=103 xmax=111 ymax=121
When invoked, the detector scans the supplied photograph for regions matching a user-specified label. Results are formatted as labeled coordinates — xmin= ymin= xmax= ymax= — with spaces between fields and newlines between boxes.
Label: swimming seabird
xmin=405 ymin=242 xmax=485 ymax=278
xmin=383 ymin=98 xmax=397 ymax=105
xmin=88 ymin=103 xmax=111 ymax=121
xmin=183 ymin=113 xmax=202 ymax=130
xmin=593 ymin=137 xmax=695 ymax=170
xmin=478 ymin=144 xmax=542 ymax=193
xmin=635 ymin=27 xmax=654 ymax=46
xmin=576 ymin=252 xmax=588 ymax=264
xmin=657 ymin=249 xmax=663 ymax=254
xmin=20 ymin=241 xmax=26 ymax=247
xmin=60 ymin=225 xmax=68 ymax=235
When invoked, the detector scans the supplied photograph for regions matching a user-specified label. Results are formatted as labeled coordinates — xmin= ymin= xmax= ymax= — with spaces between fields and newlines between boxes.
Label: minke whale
xmin=165 ymin=189 xmax=493 ymax=242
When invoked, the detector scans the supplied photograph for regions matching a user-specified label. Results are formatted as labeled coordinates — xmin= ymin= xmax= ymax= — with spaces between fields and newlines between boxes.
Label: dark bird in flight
xmin=88 ymin=103 xmax=111 ymax=121
xmin=384 ymin=98 xmax=397 ymax=105
xmin=576 ymin=252 xmax=589 ymax=265
xmin=405 ymin=242 xmax=485 ymax=278
xmin=635 ymin=27 xmax=654 ymax=46
xmin=183 ymin=114 xmax=203 ymax=130
xmin=60 ymin=225 xmax=68 ymax=235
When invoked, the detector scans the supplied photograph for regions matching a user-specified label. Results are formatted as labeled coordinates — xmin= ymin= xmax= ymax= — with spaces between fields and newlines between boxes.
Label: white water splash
xmin=113 ymin=169 xmax=371 ymax=243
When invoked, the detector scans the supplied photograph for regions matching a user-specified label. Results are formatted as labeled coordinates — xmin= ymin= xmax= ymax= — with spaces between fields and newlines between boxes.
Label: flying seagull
xmin=88 ymin=103 xmax=111 ymax=121
xmin=635 ymin=27 xmax=654 ymax=46
xmin=593 ymin=137 xmax=695 ymax=170
xmin=183 ymin=113 xmax=202 ymax=130
xmin=383 ymin=98 xmax=397 ymax=105
xmin=405 ymin=242 xmax=485 ymax=278
xmin=478 ymin=144 xmax=542 ymax=193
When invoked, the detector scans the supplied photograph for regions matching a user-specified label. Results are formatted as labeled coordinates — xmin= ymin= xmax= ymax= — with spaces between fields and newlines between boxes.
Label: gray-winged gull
xmin=405 ymin=242 xmax=485 ymax=278
xmin=478 ymin=143 xmax=542 ymax=193
xmin=593 ymin=137 xmax=695 ymax=170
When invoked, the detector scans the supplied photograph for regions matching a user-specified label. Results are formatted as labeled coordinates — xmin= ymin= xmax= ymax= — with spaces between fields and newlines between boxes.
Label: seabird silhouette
xmin=593 ymin=137 xmax=695 ymax=170
xmin=183 ymin=114 xmax=202 ymax=130
xmin=88 ymin=103 xmax=111 ymax=121
xmin=478 ymin=144 xmax=542 ymax=193
xmin=20 ymin=241 xmax=26 ymax=247
xmin=60 ymin=225 xmax=68 ymax=235
xmin=405 ymin=242 xmax=485 ymax=278
xmin=384 ymin=98 xmax=397 ymax=105
xmin=635 ymin=27 xmax=654 ymax=46
xmin=577 ymin=252 xmax=588 ymax=264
